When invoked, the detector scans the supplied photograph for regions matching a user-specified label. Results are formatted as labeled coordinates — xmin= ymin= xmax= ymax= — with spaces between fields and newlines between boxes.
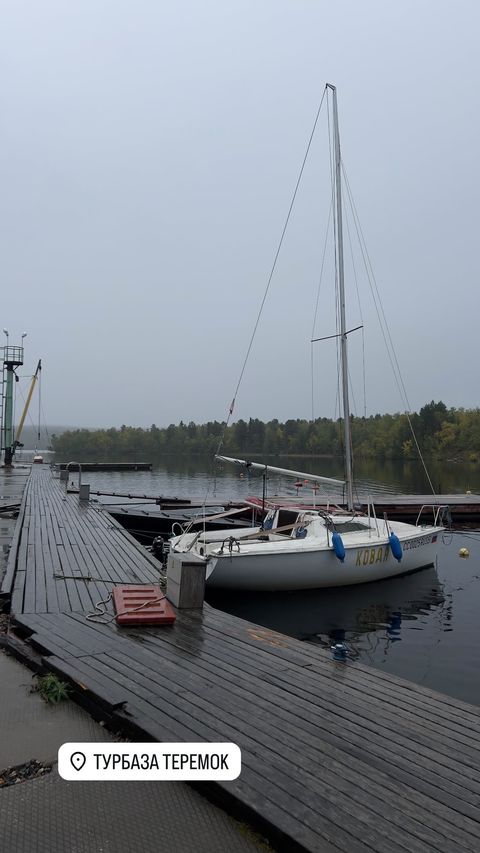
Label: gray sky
xmin=1 ymin=0 xmax=479 ymax=428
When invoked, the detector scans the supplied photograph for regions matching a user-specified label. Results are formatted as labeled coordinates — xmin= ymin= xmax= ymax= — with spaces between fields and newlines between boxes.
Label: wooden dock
xmin=335 ymin=493 xmax=480 ymax=524
xmin=3 ymin=466 xmax=480 ymax=853
xmin=250 ymin=493 xmax=480 ymax=524
xmin=58 ymin=461 xmax=152 ymax=471
xmin=0 ymin=464 xmax=30 ymax=501
xmin=0 ymin=465 xmax=30 ymax=583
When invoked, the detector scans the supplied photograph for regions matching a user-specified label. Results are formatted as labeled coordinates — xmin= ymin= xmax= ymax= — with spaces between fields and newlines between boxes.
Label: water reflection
xmin=206 ymin=565 xmax=445 ymax=655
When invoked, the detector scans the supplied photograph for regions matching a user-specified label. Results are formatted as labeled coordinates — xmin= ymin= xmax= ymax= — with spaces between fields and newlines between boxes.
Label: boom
xmin=14 ymin=359 xmax=42 ymax=450
xmin=215 ymin=454 xmax=344 ymax=487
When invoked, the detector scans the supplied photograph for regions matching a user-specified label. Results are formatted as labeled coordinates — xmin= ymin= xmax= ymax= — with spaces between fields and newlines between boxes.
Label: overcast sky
xmin=1 ymin=1 xmax=479 ymax=428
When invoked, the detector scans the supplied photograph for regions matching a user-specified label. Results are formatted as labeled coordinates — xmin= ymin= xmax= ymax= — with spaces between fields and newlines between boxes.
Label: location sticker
xmin=59 ymin=743 xmax=241 ymax=781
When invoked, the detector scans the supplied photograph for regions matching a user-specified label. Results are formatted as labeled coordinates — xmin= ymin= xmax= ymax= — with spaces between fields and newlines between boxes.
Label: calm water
xmin=57 ymin=454 xmax=480 ymax=501
xmin=57 ymin=455 xmax=480 ymax=706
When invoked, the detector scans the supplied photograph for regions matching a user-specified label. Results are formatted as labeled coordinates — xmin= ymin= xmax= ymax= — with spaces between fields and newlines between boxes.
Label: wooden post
xmin=166 ymin=552 xmax=206 ymax=609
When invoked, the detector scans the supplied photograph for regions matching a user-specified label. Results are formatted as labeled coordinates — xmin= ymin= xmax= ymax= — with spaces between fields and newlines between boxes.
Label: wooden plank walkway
xmin=5 ymin=466 xmax=480 ymax=853
xmin=0 ymin=465 xmax=31 ymax=596
xmin=58 ymin=462 xmax=152 ymax=471
xmin=250 ymin=493 xmax=480 ymax=523
xmin=7 ymin=467 xmax=161 ymax=614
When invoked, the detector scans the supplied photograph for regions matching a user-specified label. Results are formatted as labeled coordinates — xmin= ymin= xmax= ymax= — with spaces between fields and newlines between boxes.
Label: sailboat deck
xmin=3 ymin=466 xmax=480 ymax=853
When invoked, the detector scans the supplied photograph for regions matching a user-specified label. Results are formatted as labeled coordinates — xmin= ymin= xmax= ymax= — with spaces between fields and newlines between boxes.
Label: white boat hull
xmin=204 ymin=530 xmax=441 ymax=590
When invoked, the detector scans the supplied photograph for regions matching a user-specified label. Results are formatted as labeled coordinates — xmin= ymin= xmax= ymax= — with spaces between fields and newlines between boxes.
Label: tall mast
xmin=327 ymin=84 xmax=354 ymax=511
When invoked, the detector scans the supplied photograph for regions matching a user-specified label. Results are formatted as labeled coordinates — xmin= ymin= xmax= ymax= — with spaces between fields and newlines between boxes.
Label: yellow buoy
xmin=459 ymin=547 xmax=470 ymax=559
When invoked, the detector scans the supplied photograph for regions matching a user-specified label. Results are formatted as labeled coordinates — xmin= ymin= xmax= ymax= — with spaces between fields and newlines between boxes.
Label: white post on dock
xmin=166 ymin=552 xmax=206 ymax=609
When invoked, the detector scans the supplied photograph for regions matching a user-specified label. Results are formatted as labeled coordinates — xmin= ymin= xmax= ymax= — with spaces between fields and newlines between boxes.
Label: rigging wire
xmin=223 ymin=85 xmax=328 ymax=435
xmin=310 ymin=200 xmax=334 ymax=421
xmin=344 ymin=202 xmax=367 ymax=418
xmin=40 ymin=400 xmax=51 ymax=446
xmin=340 ymin=161 xmax=437 ymax=495
xmin=187 ymin=87 xmax=330 ymax=526
xmin=341 ymin=163 xmax=408 ymax=404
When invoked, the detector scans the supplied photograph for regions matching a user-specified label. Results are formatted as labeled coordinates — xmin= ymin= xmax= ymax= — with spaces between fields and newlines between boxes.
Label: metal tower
xmin=2 ymin=341 xmax=24 ymax=467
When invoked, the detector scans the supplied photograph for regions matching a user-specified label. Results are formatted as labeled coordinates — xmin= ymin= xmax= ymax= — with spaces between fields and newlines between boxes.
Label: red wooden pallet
xmin=112 ymin=585 xmax=176 ymax=626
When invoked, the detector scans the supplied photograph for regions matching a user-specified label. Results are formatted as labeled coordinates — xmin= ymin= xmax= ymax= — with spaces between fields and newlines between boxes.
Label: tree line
xmin=50 ymin=401 xmax=480 ymax=462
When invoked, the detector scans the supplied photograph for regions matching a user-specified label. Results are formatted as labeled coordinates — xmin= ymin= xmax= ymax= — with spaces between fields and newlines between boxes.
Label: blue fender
xmin=389 ymin=532 xmax=403 ymax=562
xmin=332 ymin=531 xmax=345 ymax=562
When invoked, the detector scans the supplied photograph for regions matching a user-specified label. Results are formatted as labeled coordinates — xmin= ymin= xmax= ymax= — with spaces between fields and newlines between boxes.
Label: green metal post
xmin=3 ymin=364 xmax=14 ymax=466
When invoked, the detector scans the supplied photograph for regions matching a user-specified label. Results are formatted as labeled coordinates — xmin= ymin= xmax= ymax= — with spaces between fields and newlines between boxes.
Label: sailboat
xmin=170 ymin=84 xmax=446 ymax=591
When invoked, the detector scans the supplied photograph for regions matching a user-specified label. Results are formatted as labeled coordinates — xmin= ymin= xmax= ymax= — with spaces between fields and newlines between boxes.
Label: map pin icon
xmin=70 ymin=751 xmax=86 ymax=772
